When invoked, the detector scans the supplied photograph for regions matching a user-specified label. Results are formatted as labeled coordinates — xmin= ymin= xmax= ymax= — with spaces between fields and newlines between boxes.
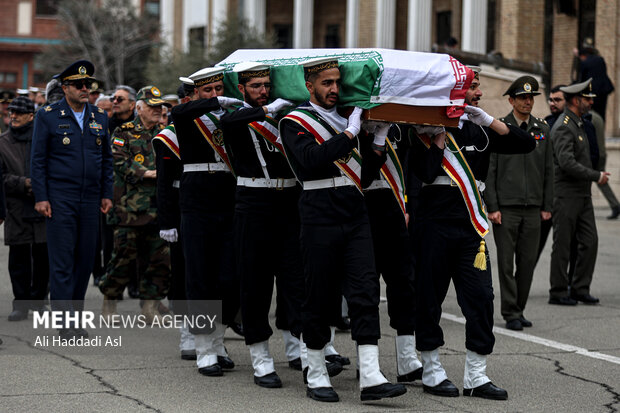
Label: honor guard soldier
xmin=99 ymin=86 xmax=172 ymax=322
xmin=220 ymin=62 xmax=308 ymax=389
xmin=31 ymin=60 xmax=113 ymax=339
xmin=485 ymin=76 xmax=553 ymax=330
xmin=170 ymin=67 xmax=241 ymax=377
xmin=279 ymin=57 xmax=407 ymax=403
xmin=153 ymin=77 xmax=195 ymax=360
xmin=409 ymin=66 xmax=534 ymax=400
xmin=549 ymin=79 xmax=608 ymax=305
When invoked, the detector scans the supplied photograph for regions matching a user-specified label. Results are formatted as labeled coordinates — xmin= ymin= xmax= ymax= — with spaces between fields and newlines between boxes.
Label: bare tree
xmin=37 ymin=0 xmax=158 ymax=90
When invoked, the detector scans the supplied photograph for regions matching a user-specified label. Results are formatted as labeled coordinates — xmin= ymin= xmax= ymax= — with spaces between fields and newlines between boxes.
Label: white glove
xmin=265 ymin=98 xmax=295 ymax=113
xmin=372 ymin=123 xmax=390 ymax=146
xmin=345 ymin=107 xmax=363 ymax=136
xmin=216 ymin=96 xmax=243 ymax=109
xmin=464 ymin=105 xmax=494 ymax=127
xmin=159 ymin=228 xmax=178 ymax=243
xmin=414 ymin=125 xmax=445 ymax=136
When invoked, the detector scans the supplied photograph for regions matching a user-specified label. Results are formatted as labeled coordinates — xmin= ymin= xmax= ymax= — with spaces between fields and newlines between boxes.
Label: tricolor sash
xmin=249 ymin=115 xmax=285 ymax=154
xmin=194 ymin=113 xmax=234 ymax=174
xmin=416 ymin=130 xmax=489 ymax=237
xmin=379 ymin=138 xmax=407 ymax=217
xmin=282 ymin=109 xmax=363 ymax=193
xmin=153 ymin=124 xmax=180 ymax=159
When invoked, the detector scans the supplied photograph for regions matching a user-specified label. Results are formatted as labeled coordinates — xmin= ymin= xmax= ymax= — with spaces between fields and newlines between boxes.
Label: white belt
xmin=172 ymin=180 xmax=180 ymax=188
xmin=183 ymin=163 xmax=229 ymax=173
xmin=237 ymin=177 xmax=297 ymax=189
xmin=365 ymin=179 xmax=391 ymax=191
xmin=424 ymin=175 xmax=486 ymax=192
xmin=303 ymin=176 xmax=355 ymax=190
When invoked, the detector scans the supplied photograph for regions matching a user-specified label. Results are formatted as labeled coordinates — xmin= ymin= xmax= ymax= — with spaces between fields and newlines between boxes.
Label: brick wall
xmin=595 ymin=0 xmax=619 ymax=136
xmin=358 ymin=0 xmax=376 ymax=47
xmin=497 ymin=0 xmax=543 ymax=62
xmin=550 ymin=9 xmax=578 ymax=88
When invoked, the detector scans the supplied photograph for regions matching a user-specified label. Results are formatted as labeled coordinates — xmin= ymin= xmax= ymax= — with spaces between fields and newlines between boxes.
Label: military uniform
xmin=98 ymin=113 xmax=170 ymax=300
xmin=549 ymin=80 xmax=602 ymax=302
xmin=485 ymin=77 xmax=553 ymax=326
xmin=30 ymin=60 xmax=113 ymax=316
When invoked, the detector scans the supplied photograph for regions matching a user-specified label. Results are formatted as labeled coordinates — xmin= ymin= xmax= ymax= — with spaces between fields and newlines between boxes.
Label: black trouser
xmin=413 ymin=218 xmax=495 ymax=355
xmin=236 ymin=209 xmax=304 ymax=345
xmin=182 ymin=211 xmax=239 ymax=334
xmin=93 ymin=212 xmax=114 ymax=279
xmin=300 ymin=217 xmax=381 ymax=350
xmin=366 ymin=190 xmax=416 ymax=335
xmin=168 ymin=236 xmax=188 ymax=316
xmin=9 ymin=243 xmax=49 ymax=311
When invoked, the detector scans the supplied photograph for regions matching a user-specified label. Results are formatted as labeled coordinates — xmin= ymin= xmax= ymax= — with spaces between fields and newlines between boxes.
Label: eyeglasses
xmin=246 ymin=82 xmax=272 ymax=90
xmin=548 ymin=97 xmax=564 ymax=103
xmin=69 ymin=80 xmax=93 ymax=90
xmin=110 ymin=96 xmax=126 ymax=103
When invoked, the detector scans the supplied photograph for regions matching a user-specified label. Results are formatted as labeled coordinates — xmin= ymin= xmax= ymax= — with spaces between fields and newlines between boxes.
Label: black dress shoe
xmin=288 ymin=357 xmax=302 ymax=371
xmin=505 ymin=319 xmax=523 ymax=331
xmin=181 ymin=349 xmax=197 ymax=360
xmin=8 ymin=309 xmax=28 ymax=321
xmin=463 ymin=382 xmax=508 ymax=400
xmin=335 ymin=316 xmax=351 ymax=331
xmin=303 ymin=362 xmax=343 ymax=384
xmin=198 ymin=364 xmax=223 ymax=377
xmin=325 ymin=354 xmax=351 ymax=366
xmin=519 ymin=316 xmax=533 ymax=327
xmin=423 ymin=379 xmax=459 ymax=397
xmin=217 ymin=355 xmax=235 ymax=370
xmin=607 ymin=206 xmax=620 ymax=220
xmin=254 ymin=372 xmax=282 ymax=388
xmin=548 ymin=296 xmax=577 ymax=306
xmin=571 ymin=293 xmax=600 ymax=304
xmin=361 ymin=382 xmax=407 ymax=401
xmin=306 ymin=386 xmax=339 ymax=402
xmin=228 ymin=322 xmax=244 ymax=337
xmin=397 ymin=366 xmax=423 ymax=383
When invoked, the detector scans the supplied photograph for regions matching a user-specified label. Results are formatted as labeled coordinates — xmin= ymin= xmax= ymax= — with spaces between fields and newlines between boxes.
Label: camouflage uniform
xmin=99 ymin=115 xmax=170 ymax=300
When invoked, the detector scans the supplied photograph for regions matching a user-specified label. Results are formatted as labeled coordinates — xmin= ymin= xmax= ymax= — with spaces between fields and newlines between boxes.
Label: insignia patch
xmin=44 ymin=106 xmax=52 ymax=112
xmin=113 ymin=137 xmax=125 ymax=146
xmin=213 ymin=129 xmax=224 ymax=146
xmin=134 ymin=154 xmax=145 ymax=164
xmin=62 ymin=137 xmax=70 ymax=145
xmin=98 ymin=107 xmax=104 ymax=113
xmin=60 ymin=110 xmax=66 ymax=116
xmin=96 ymin=137 xmax=102 ymax=146
xmin=78 ymin=66 xmax=87 ymax=75
xmin=337 ymin=152 xmax=352 ymax=164
xmin=151 ymin=87 xmax=161 ymax=97
xmin=524 ymin=83 xmax=532 ymax=92
xmin=122 ymin=122 xmax=134 ymax=129
xmin=135 ymin=124 xmax=143 ymax=131
xmin=89 ymin=120 xmax=103 ymax=131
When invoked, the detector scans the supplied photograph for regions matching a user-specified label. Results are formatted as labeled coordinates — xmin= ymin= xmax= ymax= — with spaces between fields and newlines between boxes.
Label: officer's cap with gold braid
xmin=560 ymin=78 xmax=597 ymax=98
xmin=299 ymin=56 xmax=341 ymax=76
xmin=54 ymin=60 xmax=96 ymax=82
xmin=503 ymin=75 xmax=541 ymax=97
xmin=136 ymin=85 xmax=172 ymax=107
xmin=233 ymin=62 xmax=270 ymax=79
xmin=188 ymin=67 xmax=225 ymax=86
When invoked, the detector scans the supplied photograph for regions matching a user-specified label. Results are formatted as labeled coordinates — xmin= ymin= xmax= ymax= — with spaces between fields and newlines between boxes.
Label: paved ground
xmin=1 ymin=207 xmax=619 ymax=412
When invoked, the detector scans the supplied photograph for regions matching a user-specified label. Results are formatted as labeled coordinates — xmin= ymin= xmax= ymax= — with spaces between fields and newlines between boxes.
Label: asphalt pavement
xmin=1 ymin=206 xmax=619 ymax=413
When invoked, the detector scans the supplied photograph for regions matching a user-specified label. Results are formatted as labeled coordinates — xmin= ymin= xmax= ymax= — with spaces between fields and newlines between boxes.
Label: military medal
xmin=134 ymin=154 xmax=145 ymax=164
xmin=63 ymin=137 xmax=70 ymax=145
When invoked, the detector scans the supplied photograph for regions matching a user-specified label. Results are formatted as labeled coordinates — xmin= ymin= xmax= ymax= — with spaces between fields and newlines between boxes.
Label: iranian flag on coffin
xmin=216 ymin=48 xmax=473 ymax=121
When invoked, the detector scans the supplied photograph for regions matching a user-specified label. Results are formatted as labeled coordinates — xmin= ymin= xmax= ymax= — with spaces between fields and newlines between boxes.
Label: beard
xmin=315 ymin=91 xmax=338 ymax=109
xmin=243 ymin=90 xmax=267 ymax=108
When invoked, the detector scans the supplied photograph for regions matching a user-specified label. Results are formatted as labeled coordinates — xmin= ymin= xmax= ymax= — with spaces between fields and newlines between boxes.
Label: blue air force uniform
xmin=30 ymin=60 xmax=113 ymax=313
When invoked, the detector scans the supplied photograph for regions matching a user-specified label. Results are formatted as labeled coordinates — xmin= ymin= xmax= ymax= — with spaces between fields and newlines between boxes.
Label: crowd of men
xmin=0 ymin=52 xmax=614 ymax=404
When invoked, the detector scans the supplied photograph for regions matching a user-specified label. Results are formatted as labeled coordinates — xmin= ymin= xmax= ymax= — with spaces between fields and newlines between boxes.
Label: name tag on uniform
xmin=58 ymin=124 xmax=70 ymax=129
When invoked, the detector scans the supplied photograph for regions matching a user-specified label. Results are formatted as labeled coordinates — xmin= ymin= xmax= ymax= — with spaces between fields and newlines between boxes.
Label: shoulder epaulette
xmin=121 ymin=121 xmax=135 ymax=130
xmin=563 ymin=115 xmax=570 ymax=124
xmin=98 ymin=107 xmax=105 ymax=114
xmin=43 ymin=105 xmax=52 ymax=112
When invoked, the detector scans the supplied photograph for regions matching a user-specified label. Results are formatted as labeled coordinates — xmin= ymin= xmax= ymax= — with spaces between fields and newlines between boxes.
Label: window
xmin=436 ymin=11 xmax=452 ymax=47
xmin=145 ymin=0 xmax=160 ymax=18
xmin=325 ymin=24 xmax=340 ymax=48
xmin=274 ymin=24 xmax=293 ymax=49
xmin=36 ymin=0 xmax=59 ymax=16
xmin=486 ymin=0 xmax=497 ymax=53
xmin=189 ymin=26 xmax=205 ymax=53
xmin=0 ymin=72 xmax=18 ymax=84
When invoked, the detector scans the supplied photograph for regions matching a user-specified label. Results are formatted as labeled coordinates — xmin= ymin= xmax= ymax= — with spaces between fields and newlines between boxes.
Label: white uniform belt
xmin=172 ymin=180 xmax=180 ymax=188
xmin=365 ymin=179 xmax=391 ymax=191
xmin=183 ymin=163 xmax=229 ymax=172
xmin=424 ymin=175 xmax=486 ymax=192
xmin=303 ymin=176 xmax=355 ymax=190
xmin=237 ymin=177 xmax=297 ymax=189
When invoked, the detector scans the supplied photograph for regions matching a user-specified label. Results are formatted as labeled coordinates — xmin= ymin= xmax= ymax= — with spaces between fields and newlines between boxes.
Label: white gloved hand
xmin=464 ymin=105 xmax=494 ymax=127
xmin=265 ymin=98 xmax=295 ymax=113
xmin=216 ymin=96 xmax=243 ymax=109
xmin=345 ymin=107 xmax=363 ymax=136
xmin=159 ymin=228 xmax=178 ymax=243
xmin=414 ymin=125 xmax=446 ymax=136
xmin=372 ymin=123 xmax=390 ymax=146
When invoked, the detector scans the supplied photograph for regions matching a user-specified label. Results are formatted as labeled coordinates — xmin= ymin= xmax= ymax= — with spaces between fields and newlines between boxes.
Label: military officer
xmin=485 ymin=76 xmax=553 ymax=330
xmin=549 ymin=79 xmax=608 ymax=305
xmin=31 ymin=60 xmax=113 ymax=339
xmin=99 ymin=86 xmax=172 ymax=322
